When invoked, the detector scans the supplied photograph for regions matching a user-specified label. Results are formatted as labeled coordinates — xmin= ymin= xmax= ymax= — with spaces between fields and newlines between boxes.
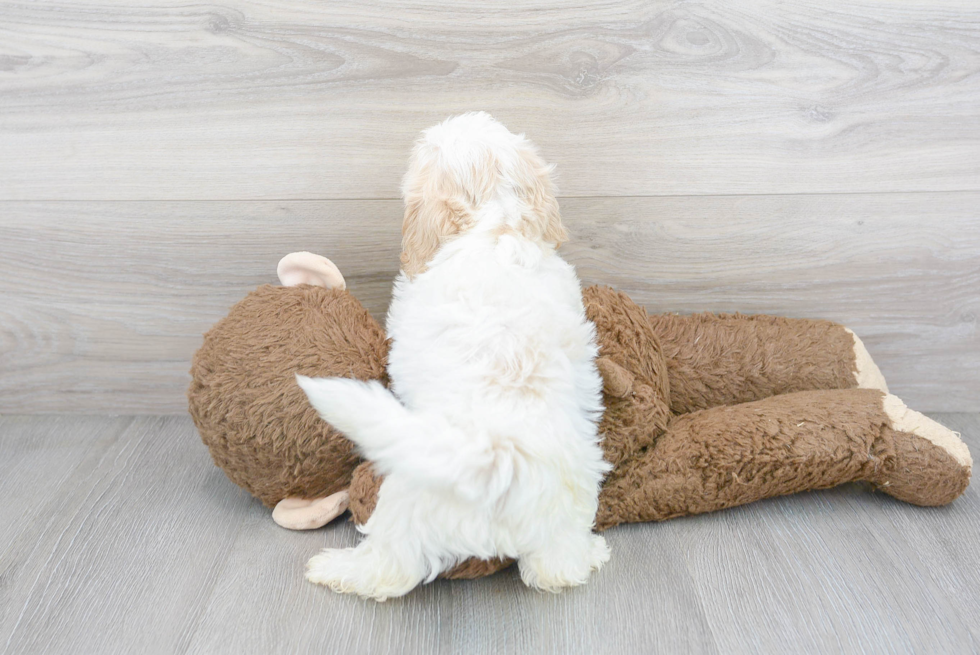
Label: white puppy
xmin=298 ymin=112 xmax=610 ymax=600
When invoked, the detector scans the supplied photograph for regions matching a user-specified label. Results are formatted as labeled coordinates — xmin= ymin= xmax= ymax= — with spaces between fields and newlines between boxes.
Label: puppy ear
xmin=400 ymin=150 xmax=497 ymax=277
xmin=400 ymin=192 xmax=466 ymax=278
xmin=514 ymin=144 xmax=567 ymax=249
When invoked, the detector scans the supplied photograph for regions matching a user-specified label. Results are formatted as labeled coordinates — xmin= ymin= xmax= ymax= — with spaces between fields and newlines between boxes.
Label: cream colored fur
xmin=299 ymin=113 xmax=609 ymax=600
xmin=399 ymin=113 xmax=566 ymax=277
xmin=845 ymin=328 xmax=889 ymax=393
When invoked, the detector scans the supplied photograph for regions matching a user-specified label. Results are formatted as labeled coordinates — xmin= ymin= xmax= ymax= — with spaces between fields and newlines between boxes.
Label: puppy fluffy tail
xmin=296 ymin=375 xmax=514 ymax=502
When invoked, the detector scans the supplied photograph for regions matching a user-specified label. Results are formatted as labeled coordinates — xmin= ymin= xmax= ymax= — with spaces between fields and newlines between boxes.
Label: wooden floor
xmin=1 ymin=413 xmax=977 ymax=655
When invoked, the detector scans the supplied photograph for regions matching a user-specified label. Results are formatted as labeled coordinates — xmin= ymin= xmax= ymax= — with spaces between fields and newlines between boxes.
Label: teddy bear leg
xmin=647 ymin=312 xmax=887 ymax=413
xmin=594 ymin=389 xmax=971 ymax=529
xmin=874 ymin=394 xmax=972 ymax=505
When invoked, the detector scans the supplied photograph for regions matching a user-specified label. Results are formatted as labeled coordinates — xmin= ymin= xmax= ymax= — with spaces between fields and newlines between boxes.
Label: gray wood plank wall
xmin=1 ymin=1 xmax=978 ymax=413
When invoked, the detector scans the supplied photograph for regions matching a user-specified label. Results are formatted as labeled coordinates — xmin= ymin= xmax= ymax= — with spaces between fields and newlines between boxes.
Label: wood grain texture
xmin=0 ymin=413 xmax=977 ymax=654
xmin=0 ymin=416 xmax=133 ymax=557
xmin=0 ymin=416 xmax=254 ymax=655
xmin=2 ymin=193 xmax=977 ymax=413
xmin=1 ymin=0 xmax=979 ymax=200
xmin=566 ymin=192 xmax=980 ymax=412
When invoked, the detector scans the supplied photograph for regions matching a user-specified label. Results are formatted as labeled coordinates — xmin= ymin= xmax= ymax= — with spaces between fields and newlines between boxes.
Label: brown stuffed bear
xmin=188 ymin=252 xmax=972 ymax=578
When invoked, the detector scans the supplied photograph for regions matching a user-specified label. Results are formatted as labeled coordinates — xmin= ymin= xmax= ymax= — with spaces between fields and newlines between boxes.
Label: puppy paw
xmin=306 ymin=546 xmax=422 ymax=602
xmin=518 ymin=534 xmax=610 ymax=592
xmin=306 ymin=548 xmax=355 ymax=591
xmin=588 ymin=534 xmax=612 ymax=570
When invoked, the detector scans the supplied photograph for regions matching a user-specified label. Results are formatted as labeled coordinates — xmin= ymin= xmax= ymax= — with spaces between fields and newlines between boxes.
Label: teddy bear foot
xmin=846 ymin=328 xmax=889 ymax=393
xmin=874 ymin=394 xmax=972 ymax=506
xmin=272 ymin=490 xmax=350 ymax=530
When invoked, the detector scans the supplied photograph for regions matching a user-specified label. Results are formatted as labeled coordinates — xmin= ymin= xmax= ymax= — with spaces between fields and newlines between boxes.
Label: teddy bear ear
xmin=276 ymin=252 xmax=347 ymax=290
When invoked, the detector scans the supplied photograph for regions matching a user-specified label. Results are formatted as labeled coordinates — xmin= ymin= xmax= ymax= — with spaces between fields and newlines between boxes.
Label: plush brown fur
xmin=188 ymin=285 xmax=387 ymax=507
xmin=190 ymin=282 xmax=970 ymax=582
xmin=583 ymin=287 xmax=672 ymax=469
xmin=649 ymin=311 xmax=857 ymax=414
xmin=595 ymin=388 xmax=968 ymax=528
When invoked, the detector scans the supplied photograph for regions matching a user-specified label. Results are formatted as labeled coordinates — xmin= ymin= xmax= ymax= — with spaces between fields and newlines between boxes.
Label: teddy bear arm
xmin=647 ymin=312 xmax=887 ymax=415
xmin=272 ymin=491 xmax=350 ymax=530
xmin=594 ymin=388 xmax=970 ymax=530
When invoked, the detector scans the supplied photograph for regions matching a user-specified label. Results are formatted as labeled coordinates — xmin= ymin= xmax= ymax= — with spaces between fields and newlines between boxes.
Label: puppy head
xmin=400 ymin=112 xmax=566 ymax=277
